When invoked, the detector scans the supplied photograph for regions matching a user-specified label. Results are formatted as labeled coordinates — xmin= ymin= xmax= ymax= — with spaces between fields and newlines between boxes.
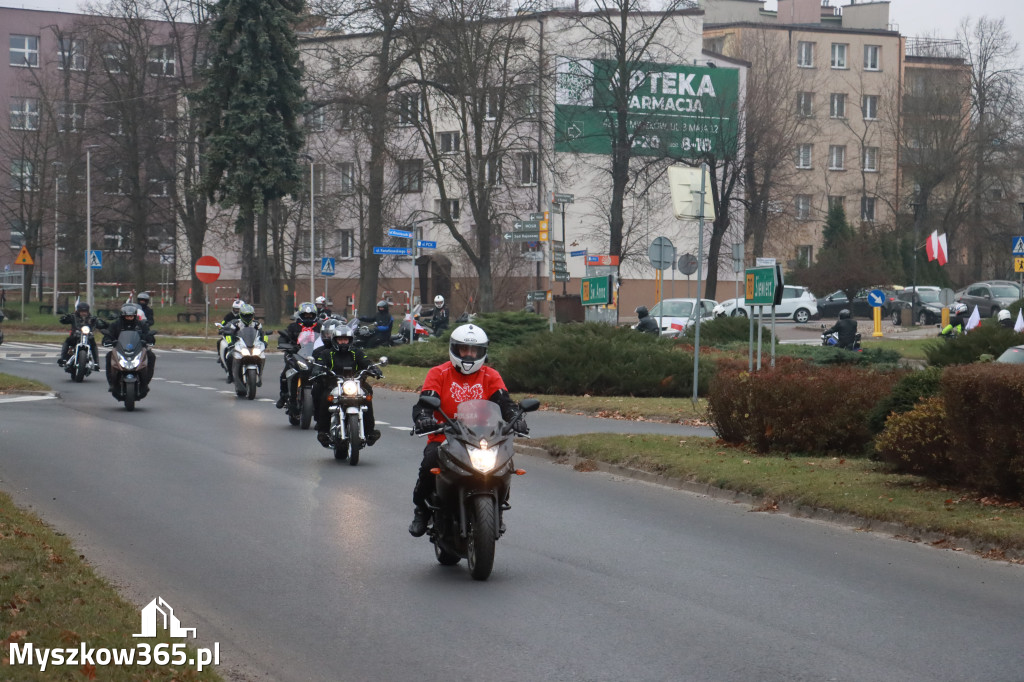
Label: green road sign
xmin=504 ymin=232 xmax=540 ymax=241
xmin=526 ymin=290 xmax=549 ymax=301
xmin=513 ymin=220 xmax=540 ymax=231
xmin=581 ymin=275 xmax=611 ymax=305
xmin=744 ymin=266 xmax=781 ymax=305
xmin=552 ymin=192 xmax=575 ymax=204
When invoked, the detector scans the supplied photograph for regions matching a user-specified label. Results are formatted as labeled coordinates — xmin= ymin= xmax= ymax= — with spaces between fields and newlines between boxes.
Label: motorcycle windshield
xmin=455 ymin=400 xmax=504 ymax=439
xmin=236 ymin=326 xmax=258 ymax=349
xmin=296 ymin=327 xmax=317 ymax=345
xmin=116 ymin=330 xmax=144 ymax=355
xmin=299 ymin=341 xmax=315 ymax=358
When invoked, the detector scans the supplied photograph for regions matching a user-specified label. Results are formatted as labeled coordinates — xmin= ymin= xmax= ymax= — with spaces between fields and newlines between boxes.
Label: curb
xmin=514 ymin=443 xmax=1023 ymax=562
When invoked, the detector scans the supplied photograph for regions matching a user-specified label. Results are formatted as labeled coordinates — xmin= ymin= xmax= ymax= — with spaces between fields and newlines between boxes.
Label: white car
xmin=644 ymin=298 xmax=718 ymax=337
xmin=712 ymin=285 xmax=819 ymax=323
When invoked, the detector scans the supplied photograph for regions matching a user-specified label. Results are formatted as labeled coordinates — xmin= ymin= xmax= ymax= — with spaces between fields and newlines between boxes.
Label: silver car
xmin=646 ymin=298 xmax=718 ymax=337
xmin=953 ymin=280 xmax=1021 ymax=318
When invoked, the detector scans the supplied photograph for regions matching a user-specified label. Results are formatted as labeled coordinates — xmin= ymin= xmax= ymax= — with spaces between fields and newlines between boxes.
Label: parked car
xmin=995 ymin=345 xmax=1024 ymax=364
xmin=645 ymin=298 xmax=717 ymax=337
xmin=713 ymin=285 xmax=819 ymax=323
xmin=889 ymin=286 xmax=945 ymax=326
xmin=953 ymin=280 xmax=1021 ymax=318
xmin=816 ymin=286 xmax=902 ymax=319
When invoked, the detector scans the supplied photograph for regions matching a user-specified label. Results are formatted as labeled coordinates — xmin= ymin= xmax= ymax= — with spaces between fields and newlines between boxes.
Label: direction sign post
xmin=868 ymin=288 xmax=885 ymax=338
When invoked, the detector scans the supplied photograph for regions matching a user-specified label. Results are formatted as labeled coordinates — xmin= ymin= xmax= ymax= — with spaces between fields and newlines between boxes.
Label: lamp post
xmin=85 ymin=145 xmax=99 ymax=309
xmin=910 ymin=200 xmax=923 ymax=326
xmin=300 ymin=154 xmax=315 ymax=302
xmin=52 ymin=162 xmax=61 ymax=316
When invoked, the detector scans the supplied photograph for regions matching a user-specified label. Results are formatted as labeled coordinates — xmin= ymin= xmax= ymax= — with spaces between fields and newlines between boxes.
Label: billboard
xmin=554 ymin=58 xmax=739 ymax=158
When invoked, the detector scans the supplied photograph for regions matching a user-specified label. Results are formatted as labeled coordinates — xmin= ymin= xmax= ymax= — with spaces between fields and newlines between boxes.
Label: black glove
xmin=511 ymin=417 xmax=529 ymax=435
xmin=369 ymin=366 xmax=383 ymax=379
xmin=415 ymin=416 xmax=437 ymax=434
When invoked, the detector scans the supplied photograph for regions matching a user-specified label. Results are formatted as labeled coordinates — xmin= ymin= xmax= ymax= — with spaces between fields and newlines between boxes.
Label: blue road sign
xmin=88 ymin=250 xmax=102 ymax=269
xmin=868 ymin=288 xmax=885 ymax=308
xmin=388 ymin=228 xmax=413 ymax=239
xmin=417 ymin=240 xmax=437 ymax=249
xmin=1013 ymin=236 xmax=1024 ymax=255
xmin=320 ymin=257 xmax=335 ymax=276
xmin=373 ymin=246 xmax=411 ymax=256
xmin=570 ymin=249 xmax=587 ymax=257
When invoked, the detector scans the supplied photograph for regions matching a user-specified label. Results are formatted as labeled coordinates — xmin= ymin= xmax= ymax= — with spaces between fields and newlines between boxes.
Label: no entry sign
xmin=195 ymin=255 xmax=221 ymax=284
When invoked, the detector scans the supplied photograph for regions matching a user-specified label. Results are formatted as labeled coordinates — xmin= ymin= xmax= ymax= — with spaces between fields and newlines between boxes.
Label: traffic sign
xmin=648 ymin=236 xmax=675 ymax=270
xmin=526 ymin=290 xmax=549 ymax=301
xmin=373 ymin=246 xmax=411 ymax=256
xmin=552 ymin=192 xmax=574 ymax=204
xmin=417 ymin=240 xmax=437 ymax=249
xmin=320 ymin=257 xmax=335 ymax=277
xmin=554 ymin=273 xmax=570 ymax=282
xmin=586 ymin=255 xmax=619 ymax=266
xmin=678 ymin=253 xmax=697 ymax=275
xmin=88 ymin=250 xmax=102 ymax=270
xmin=523 ymin=251 xmax=544 ymax=262
xmin=504 ymin=232 xmax=540 ymax=241
xmin=513 ymin=220 xmax=540 ymax=231
xmin=1015 ymin=257 xmax=1024 ymax=273
xmin=744 ymin=266 xmax=781 ymax=306
xmin=388 ymin=228 xmax=413 ymax=238
xmin=570 ymin=249 xmax=587 ymax=257
xmin=553 ymin=263 xmax=568 ymax=274
xmin=581 ymin=276 xmax=611 ymax=305
xmin=867 ymin=288 xmax=886 ymax=308
xmin=1013 ymin=237 xmax=1024 ymax=255
xmin=552 ymin=241 xmax=565 ymax=253
xmin=14 ymin=245 xmax=33 ymax=265
xmin=529 ymin=212 xmax=546 ymax=220
xmin=195 ymin=255 xmax=220 ymax=283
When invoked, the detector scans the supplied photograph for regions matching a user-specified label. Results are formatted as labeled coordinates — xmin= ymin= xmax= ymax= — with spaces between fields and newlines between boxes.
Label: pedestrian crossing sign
xmin=1013 ymin=236 xmax=1024 ymax=255
xmin=14 ymin=245 xmax=33 ymax=265
xmin=88 ymin=250 xmax=102 ymax=269
xmin=320 ymin=257 xmax=335 ymax=277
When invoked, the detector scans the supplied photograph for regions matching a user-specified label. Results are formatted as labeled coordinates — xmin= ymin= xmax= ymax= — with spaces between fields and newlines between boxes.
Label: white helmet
xmin=998 ymin=309 xmax=1011 ymax=322
xmin=232 ymin=299 xmax=243 ymax=313
xmin=449 ymin=324 xmax=488 ymax=375
xmin=434 ymin=295 xmax=445 ymax=307
xmin=315 ymin=295 xmax=327 ymax=307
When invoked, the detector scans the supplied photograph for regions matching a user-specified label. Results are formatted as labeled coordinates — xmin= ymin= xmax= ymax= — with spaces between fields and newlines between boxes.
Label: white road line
xmin=0 ymin=393 xmax=58 ymax=403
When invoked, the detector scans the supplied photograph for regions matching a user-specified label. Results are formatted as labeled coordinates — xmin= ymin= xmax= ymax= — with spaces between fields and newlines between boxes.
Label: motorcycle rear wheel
xmin=73 ymin=348 xmax=89 ymax=382
xmin=346 ymin=413 xmax=361 ymax=465
xmin=467 ymin=496 xmax=496 ymax=580
xmin=300 ymin=387 xmax=314 ymax=430
xmin=124 ymin=382 xmax=137 ymax=411
xmin=434 ymin=541 xmax=461 ymax=566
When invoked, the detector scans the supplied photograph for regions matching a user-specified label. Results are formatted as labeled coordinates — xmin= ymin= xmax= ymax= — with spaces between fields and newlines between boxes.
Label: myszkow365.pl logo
xmin=6 ymin=596 xmax=220 ymax=673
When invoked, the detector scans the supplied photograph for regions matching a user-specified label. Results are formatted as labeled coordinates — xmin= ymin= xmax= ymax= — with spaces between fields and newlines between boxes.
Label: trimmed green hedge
xmin=924 ymin=321 xmax=1024 ymax=366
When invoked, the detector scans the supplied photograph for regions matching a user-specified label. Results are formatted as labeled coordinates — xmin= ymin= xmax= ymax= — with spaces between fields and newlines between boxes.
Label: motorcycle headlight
xmin=235 ymin=347 xmax=249 ymax=357
xmin=295 ymin=359 xmax=309 ymax=371
xmin=116 ymin=351 xmax=142 ymax=369
xmin=342 ymin=379 xmax=360 ymax=396
xmin=80 ymin=325 xmax=91 ymax=334
xmin=467 ymin=440 xmax=498 ymax=473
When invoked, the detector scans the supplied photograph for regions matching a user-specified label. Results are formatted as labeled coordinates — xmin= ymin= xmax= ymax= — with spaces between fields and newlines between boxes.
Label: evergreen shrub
xmin=873 ymin=396 xmax=956 ymax=480
xmin=679 ymin=315 xmax=776 ymax=347
xmin=866 ymin=366 xmax=938 ymax=434
xmin=923 ymin=322 xmax=1023 ymax=366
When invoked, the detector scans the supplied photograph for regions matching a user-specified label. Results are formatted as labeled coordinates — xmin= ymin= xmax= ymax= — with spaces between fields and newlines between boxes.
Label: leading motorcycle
xmin=104 ymin=329 xmax=153 ymax=411
xmin=321 ymin=357 xmax=387 ymax=465
xmin=414 ymin=395 xmax=539 ymax=580
xmin=229 ymin=325 xmax=266 ymax=399
xmin=62 ymin=320 xmax=98 ymax=383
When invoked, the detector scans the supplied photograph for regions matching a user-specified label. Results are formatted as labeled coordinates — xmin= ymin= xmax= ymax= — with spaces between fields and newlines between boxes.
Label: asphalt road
xmin=0 ymin=345 xmax=1021 ymax=681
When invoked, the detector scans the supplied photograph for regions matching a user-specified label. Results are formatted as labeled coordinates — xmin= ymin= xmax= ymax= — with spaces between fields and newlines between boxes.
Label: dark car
xmin=953 ymin=280 xmax=1021 ymax=318
xmin=889 ymin=286 xmax=945 ymax=326
xmin=816 ymin=287 xmax=901 ymax=319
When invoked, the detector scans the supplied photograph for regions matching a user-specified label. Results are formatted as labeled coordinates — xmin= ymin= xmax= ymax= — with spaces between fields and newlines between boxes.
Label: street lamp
xmin=51 ymin=161 xmax=61 ymax=316
xmin=910 ymin=200 xmax=923 ymax=326
xmin=300 ymin=153 xmax=315 ymax=302
xmin=85 ymin=145 xmax=100 ymax=309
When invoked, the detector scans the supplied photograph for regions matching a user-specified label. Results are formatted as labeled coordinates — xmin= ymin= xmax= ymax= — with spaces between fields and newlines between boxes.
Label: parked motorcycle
xmin=229 ymin=325 xmax=266 ymax=399
xmin=63 ymin=322 xmax=97 ymax=383
xmin=820 ymin=329 xmax=862 ymax=351
xmin=394 ymin=308 xmax=431 ymax=344
xmin=104 ymin=329 xmax=152 ymax=411
xmin=413 ymin=395 xmax=539 ymax=580
xmin=279 ymin=338 xmax=317 ymax=428
xmin=321 ymin=357 xmax=387 ymax=464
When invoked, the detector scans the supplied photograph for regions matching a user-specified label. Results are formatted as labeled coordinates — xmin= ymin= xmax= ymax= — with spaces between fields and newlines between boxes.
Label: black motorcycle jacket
xmin=105 ymin=319 xmax=156 ymax=346
xmin=313 ymin=345 xmax=372 ymax=380
xmin=281 ymin=321 xmax=321 ymax=345
xmin=824 ymin=318 xmax=858 ymax=348
xmin=61 ymin=313 xmax=105 ymax=331
xmin=636 ymin=315 xmax=659 ymax=335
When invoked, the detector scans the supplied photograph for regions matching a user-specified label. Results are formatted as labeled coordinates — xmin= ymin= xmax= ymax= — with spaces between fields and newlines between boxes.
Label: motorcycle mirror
xmin=418 ymin=395 xmax=441 ymax=410
xmin=378 ymin=356 xmax=388 ymax=366
xmin=520 ymin=398 xmax=541 ymax=413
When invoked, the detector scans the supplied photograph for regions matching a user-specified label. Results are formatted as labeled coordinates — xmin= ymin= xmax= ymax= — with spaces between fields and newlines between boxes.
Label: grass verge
xmin=0 ymin=372 xmax=49 ymax=394
xmin=0 ymin=489 xmax=224 ymax=680
xmin=533 ymin=433 xmax=1024 ymax=560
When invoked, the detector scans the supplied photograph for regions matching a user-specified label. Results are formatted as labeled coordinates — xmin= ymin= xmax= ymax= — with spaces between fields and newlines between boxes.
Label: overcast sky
xmin=2 ymin=0 xmax=1023 ymax=54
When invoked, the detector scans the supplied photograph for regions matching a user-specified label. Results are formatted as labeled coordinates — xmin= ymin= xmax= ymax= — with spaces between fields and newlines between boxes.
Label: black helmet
xmin=297 ymin=302 xmax=317 ymax=325
xmin=636 ymin=306 xmax=649 ymax=318
xmin=120 ymin=303 xmax=140 ymax=328
xmin=331 ymin=324 xmax=354 ymax=350
xmin=377 ymin=300 xmax=389 ymax=313
xmin=76 ymin=301 xmax=90 ymax=314
xmin=137 ymin=291 xmax=151 ymax=304
xmin=839 ymin=309 xmax=851 ymax=320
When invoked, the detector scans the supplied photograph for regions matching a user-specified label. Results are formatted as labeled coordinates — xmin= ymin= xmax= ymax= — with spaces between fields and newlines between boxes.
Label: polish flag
xmin=670 ymin=321 xmax=684 ymax=331
xmin=1015 ymin=309 xmax=1024 ymax=334
xmin=937 ymin=233 xmax=948 ymax=266
xmin=925 ymin=230 xmax=938 ymax=261
xmin=965 ymin=305 xmax=981 ymax=331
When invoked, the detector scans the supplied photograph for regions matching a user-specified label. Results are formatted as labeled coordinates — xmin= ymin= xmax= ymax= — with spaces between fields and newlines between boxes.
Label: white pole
xmin=86 ymin=147 xmax=93 ymax=309
xmin=691 ymin=163 xmax=707 ymax=406
xmin=410 ymin=222 xmax=416 ymax=344
xmin=309 ymin=158 xmax=315 ymax=301
xmin=53 ymin=167 xmax=59 ymax=315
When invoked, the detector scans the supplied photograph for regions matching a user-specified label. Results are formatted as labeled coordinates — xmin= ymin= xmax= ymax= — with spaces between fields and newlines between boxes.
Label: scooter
xmin=104 ymin=329 xmax=153 ymax=411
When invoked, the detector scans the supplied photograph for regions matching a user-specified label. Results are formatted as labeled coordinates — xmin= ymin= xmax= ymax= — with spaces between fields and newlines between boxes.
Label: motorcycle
xmin=820 ymin=329 xmax=862 ymax=351
xmin=413 ymin=395 xmax=540 ymax=581
xmin=62 ymin=321 xmax=97 ymax=383
xmin=229 ymin=325 xmax=266 ymax=399
xmin=215 ymin=323 xmax=233 ymax=374
xmin=104 ymin=329 xmax=152 ymax=411
xmin=320 ymin=357 xmax=387 ymax=465
xmin=279 ymin=336 xmax=317 ymax=429
xmin=394 ymin=308 xmax=431 ymax=344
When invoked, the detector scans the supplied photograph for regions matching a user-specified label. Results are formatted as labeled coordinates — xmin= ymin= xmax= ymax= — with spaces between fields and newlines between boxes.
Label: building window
xmin=147 ymin=169 xmax=170 ymax=197
xmin=397 ymin=159 xmax=422 ymax=193
xmin=518 ymin=152 xmax=538 ymax=186
xmin=830 ymin=93 xmax=846 ymax=118
xmin=439 ymin=131 xmax=461 ymax=154
xmin=797 ymin=41 xmax=815 ymax=68
xmin=57 ymin=101 xmax=84 ymax=133
xmin=796 ymin=245 xmax=813 ymax=268
xmin=862 ymin=95 xmax=878 ymax=120
xmin=338 ymin=162 xmax=355 ymax=193
xmin=795 ymin=144 xmax=813 ymax=169
xmin=147 ymin=45 xmax=176 ymax=76
xmin=104 ymin=223 xmax=130 ymax=252
xmin=485 ymin=155 xmax=502 ymax=185
xmin=104 ymin=113 xmax=125 ymax=137
xmin=830 ymin=43 xmax=848 ymax=69
xmin=483 ymin=89 xmax=500 ymax=120
xmin=338 ymin=229 xmax=355 ymax=259
xmin=828 ymin=195 xmax=845 ymax=211
xmin=990 ymin=188 xmax=1004 ymax=200
xmin=104 ymin=166 xmax=130 ymax=196
xmin=863 ymin=146 xmax=879 ymax=172
xmin=796 ymin=92 xmax=814 ymax=117
xmin=9 ymin=220 xmax=25 ymax=249
xmin=306 ymin=110 xmax=325 ymax=132
xmin=10 ymin=98 xmax=40 ymax=131
xmin=11 ymin=160 xmax=36 ymax=192
xmin=104 ymin=43 xmax=123 ymax=73
xmin=828 ymin=145 xmax=846 ymax=170
xmin=59 ymin=38 xmax=86 ymax=70
xmin=864 ymin=45 xmax=880 ymax=71
xmin=434 ymin=198 xmax=461 ymax=221
xmin=10 ymin=35 xmax=39 ymax=67
xmin=311 ymin=163 xmax=327 ymax=196
xmin=398 ymin=92 xmax=424 ymax=126
xmin=795 ymin=195 xmax=811 ymax=220
xmin=861 ymin=196 xmax=876 ymax=221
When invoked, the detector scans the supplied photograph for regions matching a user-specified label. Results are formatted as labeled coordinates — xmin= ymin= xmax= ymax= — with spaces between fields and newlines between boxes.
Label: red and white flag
xmin=937 ymin=233 xmax=948 ymax=266
xmin=925 ymin=230 xmax=939 ymax=261
xmin=965 ymin=305 xmax=981 ymax=331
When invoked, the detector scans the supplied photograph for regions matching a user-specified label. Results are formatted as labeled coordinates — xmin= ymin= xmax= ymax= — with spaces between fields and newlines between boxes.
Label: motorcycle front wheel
xmin=300 ymin=386 xmax=314 ymax=430
xmin=467 ymin=496 xmax=496 ymax=580
xmin=346 ymin=413 xmax=361 ymax=465
xmin=73 ymin=348 xmax=89 ymax=382
xmin=123 ymin=382 xmax=137 ymax=411
xmin=245 ymin=367 xmax=258 ymax=400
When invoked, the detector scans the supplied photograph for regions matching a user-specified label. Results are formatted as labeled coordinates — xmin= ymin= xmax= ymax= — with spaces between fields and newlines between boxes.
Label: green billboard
xmin=554 ymin=57 xmax=739 ymax=158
